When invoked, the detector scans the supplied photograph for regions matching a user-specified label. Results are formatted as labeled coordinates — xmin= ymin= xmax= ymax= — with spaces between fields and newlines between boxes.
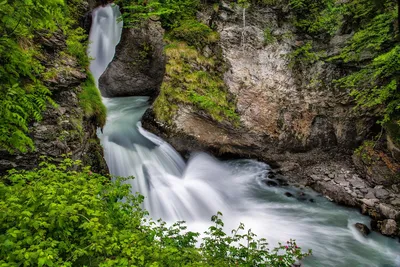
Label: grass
xmin=78 ymin=73 xmax=106 ymax=127
xmin=153 ymin=40 xmax=239 ymax=126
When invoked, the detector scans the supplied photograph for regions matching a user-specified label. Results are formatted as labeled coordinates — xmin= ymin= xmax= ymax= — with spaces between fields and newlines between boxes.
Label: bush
xmin=169 ymin=20 xmax=219 ymax=49
xmin=0 ymin=159 xmax=310 ymax=266
xmin=0 ymin=0 xmax=93 ymax=153
xmin=78 ymin=73 xmax=107 ymax=127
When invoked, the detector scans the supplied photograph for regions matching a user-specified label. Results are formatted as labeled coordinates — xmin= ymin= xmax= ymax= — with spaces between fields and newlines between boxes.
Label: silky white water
xmin=88 ymin=5 xmax=400 ymax=267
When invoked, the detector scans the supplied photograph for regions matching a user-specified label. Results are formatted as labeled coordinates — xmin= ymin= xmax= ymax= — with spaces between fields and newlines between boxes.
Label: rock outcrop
xmin=143 ymin=3 xmax=374 ymax=165
xmin=140 ymin=2 xmax=400 ymax=237
xmin=98 ymin=21 xmax=165 ymax=98
xmin=0 ymin=3 xmax=108 ymax=176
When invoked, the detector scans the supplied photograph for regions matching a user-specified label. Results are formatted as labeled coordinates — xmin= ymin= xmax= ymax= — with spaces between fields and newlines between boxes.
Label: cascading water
xmin=88 ymin=5 xmax=400 ymax=267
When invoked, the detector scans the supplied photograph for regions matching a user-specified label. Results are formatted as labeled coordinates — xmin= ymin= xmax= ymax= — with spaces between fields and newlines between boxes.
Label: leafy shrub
xmin=287 ymin=41 xmax=320 ymax=68
xmin=289 ymin=0 xmax=344 ymax=36
xmin=79 ymin=74 xmax=107 ymax=127
xmin=0 ymin=159 xmax=310 ymax=266
xmin=0 ymin=0 xmax=93 ymax=153
xmin=118 ymin=0 xmax=200 ymax=29
xmin=154 ymin=41 xmax=240 ymax=125
xmin=263 ymin=27 xmax=276 ymax=45
xmin=169 ymin=20 xmax=219 ymax=48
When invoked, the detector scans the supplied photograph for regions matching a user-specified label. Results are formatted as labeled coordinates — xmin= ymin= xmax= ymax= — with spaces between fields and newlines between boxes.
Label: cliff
xmin=0 ymin=0 xmax=108 ymax=176
xmin=99 ymin=1 xmax=400 ymax=237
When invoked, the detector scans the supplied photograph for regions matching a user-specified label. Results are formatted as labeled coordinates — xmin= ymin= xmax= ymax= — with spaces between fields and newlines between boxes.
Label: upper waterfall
xmin=88 ymin=4 xmax=123 ymax=85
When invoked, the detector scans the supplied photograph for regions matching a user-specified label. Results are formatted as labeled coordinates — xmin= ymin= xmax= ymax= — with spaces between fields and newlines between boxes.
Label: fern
xmin=0 ymin=0 xmax=89 ymax=153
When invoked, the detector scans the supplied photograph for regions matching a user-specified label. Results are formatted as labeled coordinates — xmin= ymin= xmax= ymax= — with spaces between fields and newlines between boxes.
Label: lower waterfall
xmin=88 ymin=4 xmax=400 ymax=267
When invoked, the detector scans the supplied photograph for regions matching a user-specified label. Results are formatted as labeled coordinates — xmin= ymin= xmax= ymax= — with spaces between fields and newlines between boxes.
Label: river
xmin=88 ymin=4 xmax=400 ymax=266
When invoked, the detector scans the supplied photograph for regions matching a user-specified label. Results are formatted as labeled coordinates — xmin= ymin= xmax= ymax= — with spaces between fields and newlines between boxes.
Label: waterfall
xmin=88 ymin=4 xmax=123 ymax=86
xmin=87 ymin=5 xmax=400 ymax=267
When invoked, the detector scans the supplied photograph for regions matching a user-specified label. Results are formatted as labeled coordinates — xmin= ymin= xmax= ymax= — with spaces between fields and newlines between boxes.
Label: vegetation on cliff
xmin=0 ymin=159 xmax=309 ymax=266
xmin=288 ymin=0 xmax=399 ymax=140
xmin=119 ymin=0 xmax=240 ymax=126
xmin=0 ymin=0 xmax=105 ymax=154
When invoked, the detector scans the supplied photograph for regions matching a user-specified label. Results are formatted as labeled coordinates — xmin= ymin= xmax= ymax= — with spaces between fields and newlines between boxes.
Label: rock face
xmin=98 ymin=21 xmax=165 ymax=98
xmin=143 ymin=3 xmax=374 ymax=165
xmin=0 ymin=4 xmax=108 ymax=176
xmin=140 ymin=2 xmax=400 ymax=238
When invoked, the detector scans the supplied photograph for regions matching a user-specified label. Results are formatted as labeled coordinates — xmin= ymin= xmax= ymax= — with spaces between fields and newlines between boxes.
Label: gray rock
xmin=339 ymin=181 xmax=350 ymax=187
xmin=374 ymin=188 xmax=389 ymax=199
xmin=99 ymin=21 xmax=165 ymax=97
xmin=365 ymin=191 xmax=376 ymax=199
xmin=361 ymin=198 xmax=379 ymax=207
xmin=391 ymin=198 xmax=400 ymax=206
xmin=354 ymin=223 xmax=371 ymax=236
xmin=351 ymin=179 xmax=366 ymax=189
xmin=311 ymin=181 xmax=357 ymax=207
xmin=379 ymin=203 xmax=400 ymax=220
xmin=310 ymin=174 xmax=323 ymax=181
xmin=380 ymin=219 xmax=398 ymax=236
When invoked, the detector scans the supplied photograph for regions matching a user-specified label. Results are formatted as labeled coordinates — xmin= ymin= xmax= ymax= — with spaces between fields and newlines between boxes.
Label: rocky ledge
xmin=288 ymin=162 xmax=400 ymax=238
xmin=142 ymin=110 xmax=400 ymax=239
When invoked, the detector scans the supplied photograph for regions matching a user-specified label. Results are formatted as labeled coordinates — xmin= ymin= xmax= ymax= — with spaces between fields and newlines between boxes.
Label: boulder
xmin=99 ymin=21 xmax=165 ymax=97
xmin=354 ymin=223 xmax=371 ymax=236
xmin=380 ymin=219 xmax=398 ymax=236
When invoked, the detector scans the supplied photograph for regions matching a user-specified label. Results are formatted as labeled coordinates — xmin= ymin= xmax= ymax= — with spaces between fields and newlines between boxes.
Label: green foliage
xmin=0 ymin=0 xmax=62 ymax=153
xmin=0 ymin=0 xmax=92 ymax=153
xmin=169 ymin=20 xmax=219 ymax=48
xmin=0 ymin=159 xmax=310 ymax=266
xmin=287 ymin=41 xmax=320 ymax=68
xmin=330 ymin=1 xmax=399 ymax=126
xmin=337 ymin=46 xmax=400 ymax=124
xmin=289 ymin=0 xmax=344 ymax=36
xmin=154 ymin=41 xmax=239 ymax=125
xmin=284 ymin=0 xmax=399 ymax=130
xmin=263 ymin=26 xmax=276 ymax=45
xmin=79 ymin=74 xmax=107 ymax=127
xmin=66 ymin=27 xmax=90 ymax=67
xmin=118 ymin=0 xmax=200 ymax=29
xmin=238 ymin=0 xmax=251 ymax=9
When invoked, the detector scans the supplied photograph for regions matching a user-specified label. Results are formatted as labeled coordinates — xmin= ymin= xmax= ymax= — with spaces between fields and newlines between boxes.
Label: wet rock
xmin=99 ymin=20 xmax=165 ymax=97
xmin=379 ymin=203 xmax=400 ymax=220
xmin=311 ymin=180 xmax=357 ymax=207
xmin=360 ymin=204 xmax=369 ymax=215
xmin=380 ymin=219 xmax=398 ymax=236
xmin=309 ymin=198 xmax=315 ymax=203
xmin=370 ymin=220 xmax=379 ymax=232
xmin=354 ymin=223 xmax=371 ymax=236
xmin=276 ymin=178 xmax=289 ymax=186
xmin=265 ymin=180 xmax=278 ymax=187
xmin=284 ymin=192 xmax=294 ymax=198
xmin=268 ymin=172 xmax=275 ymax=179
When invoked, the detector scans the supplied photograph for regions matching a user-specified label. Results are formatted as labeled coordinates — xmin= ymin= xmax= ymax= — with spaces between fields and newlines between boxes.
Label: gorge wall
xmin=0 ymin=1 xmax=108 ymax=176
xmin=99 ymin=1 xmax=400 ymax=237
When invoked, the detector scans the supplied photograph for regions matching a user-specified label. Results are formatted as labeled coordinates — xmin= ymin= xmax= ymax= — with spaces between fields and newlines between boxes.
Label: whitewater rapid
xmin=88 ymin=4 xmax=400 ymax=267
